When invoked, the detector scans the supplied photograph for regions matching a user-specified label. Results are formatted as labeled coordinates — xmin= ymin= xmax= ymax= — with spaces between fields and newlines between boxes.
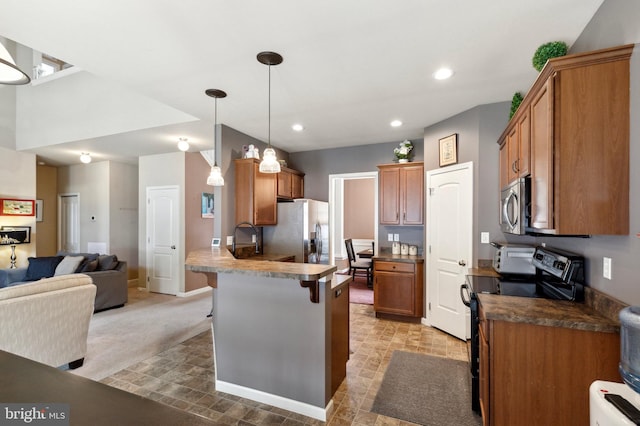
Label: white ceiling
xmin=1 ymin=0 xmax=604 ymax=166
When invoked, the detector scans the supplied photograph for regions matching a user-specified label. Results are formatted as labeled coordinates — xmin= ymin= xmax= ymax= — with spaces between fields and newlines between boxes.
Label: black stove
xmin=461 ymin=245 xmax=586 ymax=413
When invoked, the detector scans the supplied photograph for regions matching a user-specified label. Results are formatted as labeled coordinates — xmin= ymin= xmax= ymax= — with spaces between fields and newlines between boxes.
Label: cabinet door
xmin=479 ymin=323 xmax=490 ymax=426
xmin=379 ymin=167 xmax=400 ymax=225
xmin=530 ymin=78 xmax=554 ymax=230
xmin=373 ymin=271 xmax=415 ymax=316
xmin=517 ymin=109 xmax=530 ymax=178
xmin=498 ymin=139 xmax=508 ymax=190
xmin=506 ymin=125 xmax=519 ymax=183
xmin=330 ymin=285 xmax=349 ymax=396
xmin=277 ymin=170 xmax=292 ymax=199
xmin=253 ymin=163 xmax=278 ymax=225
xmin=402 ymin=165 xmax=424 ymax=225
xmin=291 ymin=173 xmax=304 ymax=199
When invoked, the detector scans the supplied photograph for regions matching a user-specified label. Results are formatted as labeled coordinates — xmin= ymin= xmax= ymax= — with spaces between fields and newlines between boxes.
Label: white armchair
xmin=0 ymin=274 xmax=96 ymax=369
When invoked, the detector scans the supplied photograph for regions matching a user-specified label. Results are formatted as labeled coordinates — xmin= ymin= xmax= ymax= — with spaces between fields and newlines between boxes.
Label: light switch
xmin=227 ymin=236 xmax=234 ymax=246
xmin=603 ymin=257 xmax=612 ymax=280
xmin=394 ymin=234 xmax=400 ymax=241
xmin=388 ymin=233 xmax=394 ymax=241
xmin=481 ymin=232 xmax=490 ymax=244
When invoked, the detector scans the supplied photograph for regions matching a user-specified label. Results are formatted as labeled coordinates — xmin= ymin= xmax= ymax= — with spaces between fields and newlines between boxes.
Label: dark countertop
xmin=185 ymin=247 xmax=336 ymax=281
xmin=468 ymin=268 xmax=621 ymax=334
xmin=373 ymin=253 xmax=424 ymax=263
xmin=0 ymin=350 xmax=216 ymax=426
xmin=477 ymin=293 xmax=619 ymax=333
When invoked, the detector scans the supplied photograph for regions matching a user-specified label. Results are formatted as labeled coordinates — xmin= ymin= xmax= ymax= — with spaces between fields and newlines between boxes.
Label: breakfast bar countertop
xmin=185 ymin=247 xmax=336 ymax=281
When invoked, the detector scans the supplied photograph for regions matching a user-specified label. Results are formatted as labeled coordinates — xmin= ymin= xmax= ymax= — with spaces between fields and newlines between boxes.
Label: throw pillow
xmin=24 ymin=256 xmax=65 ymax=281
xmin=74 ymin=253 xmax=100 ymax=272
xmin=78 ymin=259 xmax=98 ymax=273
xmin=54 ymin=255 xmax=85 ymax=276
xmin=97 ymin=254 xmax=118 ymax=271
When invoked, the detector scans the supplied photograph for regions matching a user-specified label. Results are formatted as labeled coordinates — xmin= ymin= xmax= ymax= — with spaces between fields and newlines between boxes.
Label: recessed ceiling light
xmin=434 ymin=67 xmax=454 ymax=80
xmin=292 ymin=123 xmax=304 ymax=132
xmin=390 ymin=120 xmax=403 ymax=128
xmin=177 ymin=137 xmax=190 ymax=151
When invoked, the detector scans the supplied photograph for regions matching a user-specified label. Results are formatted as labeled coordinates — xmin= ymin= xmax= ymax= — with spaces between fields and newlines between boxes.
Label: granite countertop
xmin=469 ymin=268 xmax=621 ymax=333
xmin=373 ymin=253 xmax=424 ymax=263
xmin=478 ymin=294 xmax=619 ymax=333
xmin=185 ymin=247 xmax=336 ymax=281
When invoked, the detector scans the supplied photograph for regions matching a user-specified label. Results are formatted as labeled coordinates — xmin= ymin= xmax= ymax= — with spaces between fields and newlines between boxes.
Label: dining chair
xmin=345 ymin=239 xmax=373 ymax=287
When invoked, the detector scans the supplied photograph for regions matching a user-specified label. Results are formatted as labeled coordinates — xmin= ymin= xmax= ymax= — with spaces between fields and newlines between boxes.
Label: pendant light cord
xmin=268 ymin=63 xmax=271 ymax=148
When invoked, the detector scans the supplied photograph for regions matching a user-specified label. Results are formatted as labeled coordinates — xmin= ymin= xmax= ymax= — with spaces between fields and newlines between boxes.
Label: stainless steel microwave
xmin=500 ymin=178 xmax=530 ymax=235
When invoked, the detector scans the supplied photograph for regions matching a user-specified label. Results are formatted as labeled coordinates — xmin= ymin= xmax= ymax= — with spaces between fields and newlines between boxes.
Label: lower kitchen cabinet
xmin=330 ymin=281 xmax=349 ymax=395
xmin=373 ymin=259 xmax=423 ymax=318
xmin=479 ymin=304 xmax=620 ymax=425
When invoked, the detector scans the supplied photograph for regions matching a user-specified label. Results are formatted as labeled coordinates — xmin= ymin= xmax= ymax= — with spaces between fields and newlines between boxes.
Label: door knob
xmin=458 ymin=260 xmax=466 ymax=266
xmin=171 ymin=245 xmax=176 ymax=249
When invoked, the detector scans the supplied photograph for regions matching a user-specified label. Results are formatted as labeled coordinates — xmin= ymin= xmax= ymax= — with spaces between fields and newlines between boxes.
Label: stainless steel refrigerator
xmin=262 ymin=199 xmax=329 ymax=264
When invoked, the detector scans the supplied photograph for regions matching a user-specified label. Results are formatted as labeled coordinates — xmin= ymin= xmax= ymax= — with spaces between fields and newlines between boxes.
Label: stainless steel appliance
xmin=460 ymin=245 xmax=585 ymax=412
xmin=262 ymin=199 xmax=329 ymax=264
xmin=491 ymin=242 xmax=535 ymax=275
xmin=500 ymin=177 xmax=530 ymax=235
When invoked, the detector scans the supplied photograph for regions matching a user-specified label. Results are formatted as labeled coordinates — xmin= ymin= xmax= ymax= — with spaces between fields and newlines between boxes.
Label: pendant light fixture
xmin=205 ymin=88 xmax=227 ymax=186
xmin=257 ymin=51 xmax=283 ymax=174
xmin=0 ymin=41 xmax=30 ymax=85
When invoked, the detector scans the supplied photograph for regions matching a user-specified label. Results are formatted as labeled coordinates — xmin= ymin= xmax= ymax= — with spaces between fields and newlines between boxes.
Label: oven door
xmin=500 ymin=178 xmax=529 ymax=235
xmin=461 ymin=282 xmax=480 ymax=412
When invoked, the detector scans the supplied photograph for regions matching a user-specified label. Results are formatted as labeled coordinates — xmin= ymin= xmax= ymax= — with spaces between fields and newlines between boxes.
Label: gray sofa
xmin=0 ymin=251 xmax=128 ymax=312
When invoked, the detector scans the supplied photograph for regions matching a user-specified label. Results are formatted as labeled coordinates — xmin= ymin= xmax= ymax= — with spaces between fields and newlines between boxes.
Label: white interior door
xmin=58 ymin=193 xmax=80 ymax=252
xmin=146 ymin=186 xmax=180 ymax=295
xmin=426 ymin=162 xmax=473 ymax=340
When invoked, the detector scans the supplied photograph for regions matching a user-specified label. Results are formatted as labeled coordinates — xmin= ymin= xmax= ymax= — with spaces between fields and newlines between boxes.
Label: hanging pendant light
xmin=205 ymin=89 xmax=227 ymax=186
xmin=0 ymin=41 xmax=30 ymax=85
xmin=257 ymin=51 xmax=282 ymax=174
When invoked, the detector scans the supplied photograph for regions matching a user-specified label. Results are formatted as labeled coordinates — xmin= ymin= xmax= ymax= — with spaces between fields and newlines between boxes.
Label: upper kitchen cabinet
xmin=277 ymin=167 xmax=305 ymax=200
xmin=235 ymin=158 xmax=277 ymax=226
xmin=378 ymin=162 xmax=424 ymax=226
xmin=499 ymin=110 xmax=530 ymax=187
xmin=500 ymin=44 xmax=632 ymax=235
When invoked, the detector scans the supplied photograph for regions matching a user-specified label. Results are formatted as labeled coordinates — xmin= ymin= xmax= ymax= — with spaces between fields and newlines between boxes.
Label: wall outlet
xmin=603 ymin=257 xmax=612 ymax=280
xmin=394 ymin=234 xmax=400 ymax=241
xmin=388 ymin=233 xmax=394 ymax=241
xmin=481 ymin=232 xmax=490 ymax=244
xmin=227 ymin=236 xmax=234 ymax=246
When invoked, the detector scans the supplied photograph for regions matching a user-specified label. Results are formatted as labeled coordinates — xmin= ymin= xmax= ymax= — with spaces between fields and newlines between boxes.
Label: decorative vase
xmin=398 ymin=158 xmax=409 ymax=163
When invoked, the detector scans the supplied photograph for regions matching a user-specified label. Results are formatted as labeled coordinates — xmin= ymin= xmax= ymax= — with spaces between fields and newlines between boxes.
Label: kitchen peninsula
xmin=185 ymin=248 xmax=347 ymax=421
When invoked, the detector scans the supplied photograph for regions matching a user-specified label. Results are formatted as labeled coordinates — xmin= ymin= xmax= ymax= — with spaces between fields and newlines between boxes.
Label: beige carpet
xmin=70 ymin=288 xmax=212 ymax=381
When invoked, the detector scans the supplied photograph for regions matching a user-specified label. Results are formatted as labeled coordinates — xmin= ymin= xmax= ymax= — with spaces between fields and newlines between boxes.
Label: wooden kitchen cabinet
xmin=277 ymin=167 xmax=304 ymax=200
xmin=498 ymin=44 xmax=632 ymax=235
xmin=499 ymin=107 xmax=530 ymax=188
xmin=330 ymin=281 xmax=349 ymax=396
xmin=378 ymin=162 xmax=424 ymax=226
xmin=478 ymin=305 xmax=620 ymax=426
xmin=234 ymin=158 xmax=277 ymax=226
xmin=373 ymin=260 xmax=423 ymax=318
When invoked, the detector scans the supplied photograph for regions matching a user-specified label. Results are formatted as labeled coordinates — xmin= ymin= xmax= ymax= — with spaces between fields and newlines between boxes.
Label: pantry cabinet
xmin=497 ymin=44 xmax=632 ymax=235
xmin=373 ymin=259 xmax=423 ymax=318
xmin=234 ymin=158 xmax=277 ymax=226
xmin=378 ymin=162 xmax=424 ymax=226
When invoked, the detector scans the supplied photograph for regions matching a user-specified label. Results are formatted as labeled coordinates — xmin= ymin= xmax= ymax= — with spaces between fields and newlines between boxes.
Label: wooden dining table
xmin=357 ymin=249 xmax=374 ymax=259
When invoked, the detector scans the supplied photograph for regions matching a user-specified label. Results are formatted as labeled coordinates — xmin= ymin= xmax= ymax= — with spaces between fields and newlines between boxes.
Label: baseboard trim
xmin=127 ymin=278 xmax=139 ymax=288
xmin=215 ymin=380 xmax=333 ymax=421
xmin=177 ymin=286 xmax=212 ymax=298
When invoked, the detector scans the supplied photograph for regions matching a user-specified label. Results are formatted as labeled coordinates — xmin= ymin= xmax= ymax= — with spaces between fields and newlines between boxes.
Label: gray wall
xmin=423 ymin=102 xmax=511 ymax=263
xmin=290 ymin=139 xmax=424 ymax=252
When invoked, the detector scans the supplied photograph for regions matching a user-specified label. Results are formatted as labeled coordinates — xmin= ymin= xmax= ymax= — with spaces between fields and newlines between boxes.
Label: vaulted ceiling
xmin=1 ymin=0 xmax=604 ymax=165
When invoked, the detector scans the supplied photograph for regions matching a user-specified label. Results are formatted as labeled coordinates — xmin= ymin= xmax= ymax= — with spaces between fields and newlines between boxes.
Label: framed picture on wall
xmin=1 ymin=199 xmax=35 ymax=216
xmin=201 ymin=192 xmax=214 ymax=218
xmin=439 ymin=133 xmax=458 ymax=167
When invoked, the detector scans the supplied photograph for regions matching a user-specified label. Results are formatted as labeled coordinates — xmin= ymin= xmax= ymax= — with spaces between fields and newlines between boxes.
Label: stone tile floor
xmin=101 ymin=303 xmax=469 ymax=425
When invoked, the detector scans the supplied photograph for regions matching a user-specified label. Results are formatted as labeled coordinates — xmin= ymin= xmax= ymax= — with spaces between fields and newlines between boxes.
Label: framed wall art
xmin=201 ymin=192 xmax=214 ymax=218
xmin=439 ymin=133 xmax=458 ymax=167
xmin=1 ymin=199 xmax=35 ymax=216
